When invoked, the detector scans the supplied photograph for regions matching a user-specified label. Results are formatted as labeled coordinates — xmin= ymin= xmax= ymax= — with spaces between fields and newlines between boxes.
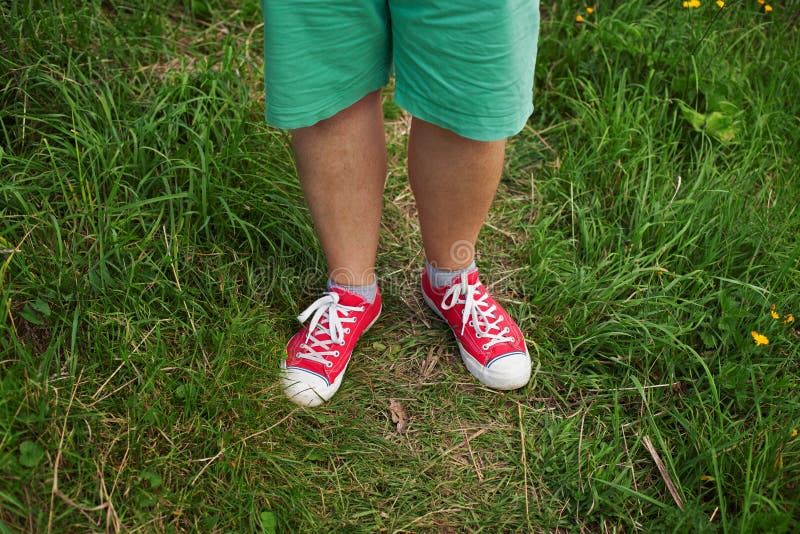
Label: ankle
xmin=329 ymin=267 xmax=376 ymax=287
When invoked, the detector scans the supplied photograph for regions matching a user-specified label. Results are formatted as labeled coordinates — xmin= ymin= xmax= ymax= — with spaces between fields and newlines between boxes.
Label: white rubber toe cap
xmin=460 ymin=349 xmax=532 ymax=391
xmin=281 ymin=362 xmax=342 ymax=407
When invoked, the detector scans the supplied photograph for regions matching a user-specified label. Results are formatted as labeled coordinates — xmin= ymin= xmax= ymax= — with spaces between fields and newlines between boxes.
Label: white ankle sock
xmin=426 ymin=261 xmax=477 ymax=289
xmin=327 ymin=279 xmax=378 ymax=304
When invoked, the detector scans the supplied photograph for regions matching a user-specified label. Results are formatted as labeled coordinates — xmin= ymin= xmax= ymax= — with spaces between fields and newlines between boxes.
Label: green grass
xmin=2 ymin=0 xmax=799 ymax=531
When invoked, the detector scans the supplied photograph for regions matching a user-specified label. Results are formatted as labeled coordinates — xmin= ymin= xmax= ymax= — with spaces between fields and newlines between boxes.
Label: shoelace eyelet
xmin=334 ymin=350 xmax=340 ymax=357
xmin=482 ymin=344 xmax=488 ymax=350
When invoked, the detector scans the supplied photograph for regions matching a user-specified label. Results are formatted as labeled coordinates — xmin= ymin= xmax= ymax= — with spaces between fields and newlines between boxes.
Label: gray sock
xmin=327 ymin=279 xmax=378 ymax=304
xmin=426 ymin=261 xmax=477 ymax=289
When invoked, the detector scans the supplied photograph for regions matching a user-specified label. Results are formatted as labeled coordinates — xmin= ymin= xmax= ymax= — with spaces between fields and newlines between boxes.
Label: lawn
xmin=1 ymin=0 xmax=799 ymax=531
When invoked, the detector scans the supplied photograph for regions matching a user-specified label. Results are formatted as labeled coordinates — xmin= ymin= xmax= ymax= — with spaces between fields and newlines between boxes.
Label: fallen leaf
xmin=389 ymin=398 xmax=408 ymax=434
xmin=260 ymin=511 xmax=277 ymax=534
xmin=19 ymin=441 xmax=45 ymax=468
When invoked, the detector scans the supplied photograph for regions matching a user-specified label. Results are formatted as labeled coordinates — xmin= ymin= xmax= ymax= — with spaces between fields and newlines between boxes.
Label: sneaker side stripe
xmin=485 ymin=351 xmax=527 ymax=368
xmin=285 ymin=366 xmax=331 ymax=386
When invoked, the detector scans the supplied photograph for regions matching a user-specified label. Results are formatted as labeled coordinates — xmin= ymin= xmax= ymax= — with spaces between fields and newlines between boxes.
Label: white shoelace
xmin=295 ymin=292 xmax=364 ymax=368
xmin=440 ymin=273 xmax=514 ymax=350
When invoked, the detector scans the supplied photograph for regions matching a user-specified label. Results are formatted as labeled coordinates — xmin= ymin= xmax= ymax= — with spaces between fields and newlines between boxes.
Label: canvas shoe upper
xmin=422 ymin=268 xmax=531 ymax=390
xmin=282 ymin=287 xmax=381 ymax=406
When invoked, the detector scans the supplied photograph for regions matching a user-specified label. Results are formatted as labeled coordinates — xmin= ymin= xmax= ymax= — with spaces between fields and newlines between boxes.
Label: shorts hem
xmin=266 ymin=73 xmax=390 ymax=130
xmin=394 ymin=90 xmax=533 ymax=142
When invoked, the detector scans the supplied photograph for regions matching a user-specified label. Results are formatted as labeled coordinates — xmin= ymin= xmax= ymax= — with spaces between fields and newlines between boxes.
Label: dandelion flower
xmin=765 ymin=4 xmax=773 ymax=11
xmin=791 ymin=429 xmax=798 ymax=438
xmin=576 ymin=14 xmax=584 ymax=22
xmin=784 ymin=314 xmax=794 ymax=325
xmin=771 ymin=304 xmax=780 ymax=319
xmin=757 ymin=0 xmax=765 ymax=4
xmin=751 ymin=331 xmax=769 ymax=346
xmin=716 ymin=0 xmax=724 ymax=6
xmin=586 ymin=7 xmax=594 ymax=14
xmin=683 ymin=1 xmax=689 ymax=6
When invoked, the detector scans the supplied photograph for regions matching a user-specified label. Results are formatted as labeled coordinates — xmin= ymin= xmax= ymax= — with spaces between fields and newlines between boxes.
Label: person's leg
xmin=408 ymin=118 xmax=532 ymax=391
xmin=262 ymin=0 xmax=392 ymax=406
xmin=291 ymin=90 xmax=386 ymax=286
xmin=407 ymin=117 xmax=505 ymax=270
xmin=280 ymin=90 xmax=386 ymax=407
xmin=389 ymin=0 xmax=538 ymax=390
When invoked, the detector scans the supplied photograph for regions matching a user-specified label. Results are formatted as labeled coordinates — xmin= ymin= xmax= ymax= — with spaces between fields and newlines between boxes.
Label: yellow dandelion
xmin=765 ymin=4 xmax=773 ymax=11
xmin=683 ymin=1 xmax=689 ymax=6
xmin=757 ymin=0 xmax=765 ymax=4
xmin=791 ymin=429 xmax=798 ymax=438
xmin=716 ymin=0 xmax=724 ymax=6
xmin=691 ymin=0 xmax=701 ymax=7
xmin=576 ymin=14 xmax=584 ymax=22
xmin=784 ymin=314 xmax=794 ymax=325
xmin=751 ymin=331 xmax=769 ymax=346
xmin=771 ymin=304 xmax=780 ymax=319
xmin=586 ymin=7 xmax=594 ymax=14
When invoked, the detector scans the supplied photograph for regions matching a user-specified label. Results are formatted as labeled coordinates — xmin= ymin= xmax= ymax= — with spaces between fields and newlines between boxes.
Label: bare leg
xmin=407 ymin=118 xmax=506 ymax=270
xmin=291 ymin=90 xmax=386 ymax=286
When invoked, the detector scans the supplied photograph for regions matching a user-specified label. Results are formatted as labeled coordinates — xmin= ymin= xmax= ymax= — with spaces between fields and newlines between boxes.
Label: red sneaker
xmin=422 ymin=268 xmax=531 ymax=390
xmin=281 ymin=287 xmax=381 ymax=406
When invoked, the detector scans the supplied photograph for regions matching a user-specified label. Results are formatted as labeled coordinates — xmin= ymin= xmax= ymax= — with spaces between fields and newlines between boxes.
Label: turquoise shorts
xmin=261 ymin=0 xmax=539 ymax=142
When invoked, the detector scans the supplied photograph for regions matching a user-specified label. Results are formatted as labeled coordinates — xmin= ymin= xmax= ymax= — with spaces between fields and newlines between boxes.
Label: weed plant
xmin=1 ymin=0 xmax=798 ymax=531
